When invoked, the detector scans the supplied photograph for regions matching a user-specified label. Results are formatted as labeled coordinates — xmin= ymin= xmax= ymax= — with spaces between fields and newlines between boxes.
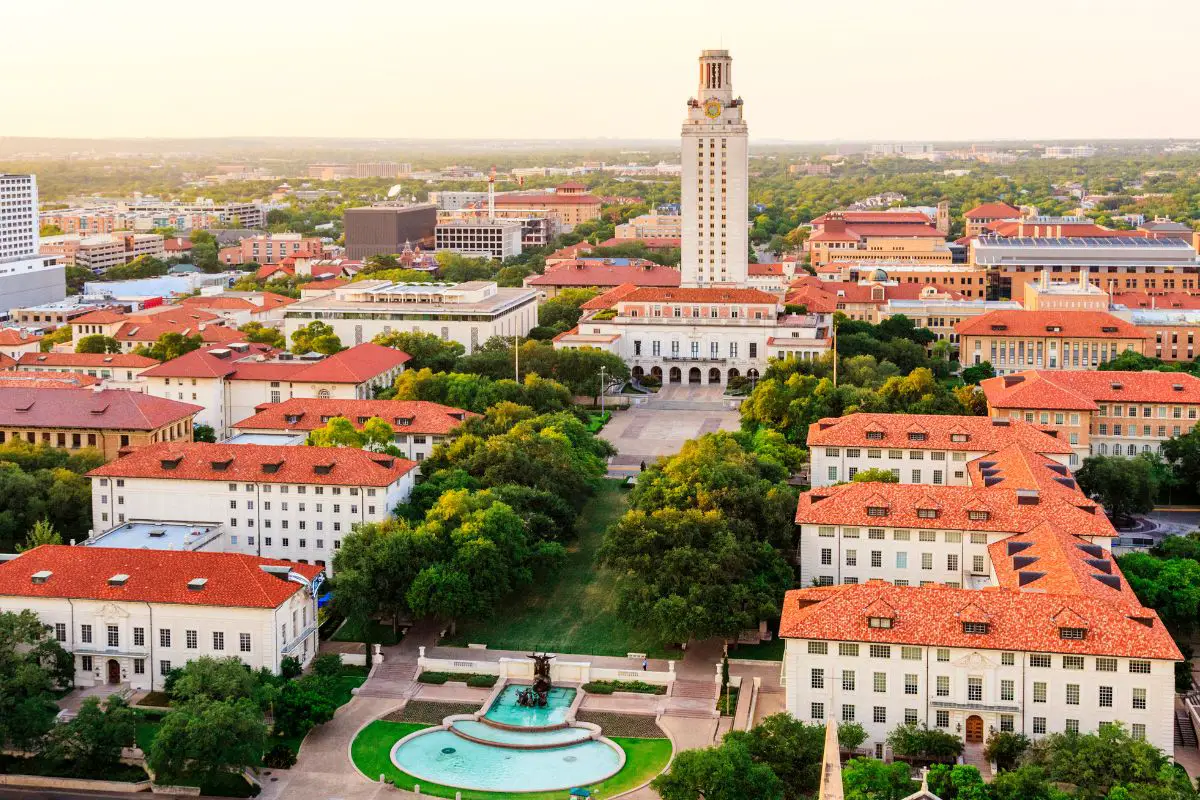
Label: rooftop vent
xmin=1093 ymin=574 xmax=1122 ymax=591
xmin=1174 ymin=384 xmax=1185 ymax=391
xmin=187 ymin=578 xmax=208 ymax=592
xmin=1127 ymin=615 xmax=1155 ymax=628
xmin=1101 ymin=326 xmax=1118 ymax=333
xmin=108 ymin=574 xmax=129 ymax=587
xmin=991 ymin=324 xmax=1008 ymax=331
xmin=1047 ymin=464 xmax=1068 ymax=476
xmin=15 ymin=401 xmax=33 ymax=412
xmin=90 ymin=404 xmax=110 ymax=415
xmin=1002 ymin=375 xmax=1025 ymax=388
xmin=1013 ymin=555 xmax=1039 ymax=569
xmin=990 ymin=418 xmax=1010 ymax=427
xmin=1016 ymin=489 xmax=1040 ymax=506
xmin=1018 ymin=571 xmax=1045 ymax=586
xmin=1077 ymin=543 xmax=1104 ymax=558
xmin=148 ymin=528 xmax=166 ymax=538
xmin=978 ymin=461 xmax=997 ymax=469
xmin=30 ymin=570 xmax=52 ymax=584
xmin=983 ymin=476 xmax=1002 ymax=487
xmin=1006 ymin=541 xmax=1033 ymax=555
xmin=1086 ymin=558 xmax=1112 ymax=574
xmin=1110 ymin=382 xmax=1123 ymax=390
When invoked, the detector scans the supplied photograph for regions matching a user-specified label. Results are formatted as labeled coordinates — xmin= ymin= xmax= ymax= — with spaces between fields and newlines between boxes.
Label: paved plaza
xmin=602 ymin=385 xmax=742 ymax=472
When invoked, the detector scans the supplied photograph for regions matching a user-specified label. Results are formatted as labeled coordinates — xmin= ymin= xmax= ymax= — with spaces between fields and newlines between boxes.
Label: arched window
xmin=1127 ymin=444 xmax=1136 ymax=456
xmin=1099 ymin=443 xmax=1108 ymax=455
xmin=318 ymin=389 xmax=331 ymax=399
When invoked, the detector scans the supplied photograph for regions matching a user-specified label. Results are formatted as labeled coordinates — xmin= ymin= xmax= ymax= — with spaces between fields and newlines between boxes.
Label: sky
xmin=4 ymin=0 xmax=1200 ymax=143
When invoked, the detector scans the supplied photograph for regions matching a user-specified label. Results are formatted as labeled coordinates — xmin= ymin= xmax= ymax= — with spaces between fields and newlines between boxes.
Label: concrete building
xmin=614 ymin=210 xmax=682 ymax=239
xmin=0 ymin=545 xmax=322 ymax=690
xmin=434 ymin=218 xmax=523 ymax=260
xmin=15 ymin=352 xmax=160 ymax=391
xmin=0 ymin=386 xmax=199 ymax=461
xmin=680 ymin=50 xmax=749 ymax=286
xmin=818 ymin=263 xmax=990 ymax=300
xmin=807 ymin=413 xmax=1075 ymax=486
xmin=40 ymin=233 xmax=165 ymax=273
xmin=981 ymin=370 xmax=1200 ymax=461
xmin=428 ymin=191 xmax=488 ymax=211
xmin=1023 ymin=269 xmax=1109 ymax=311
xmin=1043 ymin=145 xmax=1098 ymax=159
xmin=125 ymin=200 xmax=265 ymax=230
xmin=343 ymin=205 xmax=438 ymax=260
xmin=141 ymin=342 xmax=410 ymax=439
xmin=230 ymin=397 xmax=475 ymax=462
xmin=353 ymin=162 xmax=403 ymax=179
xmin=0 ymin=174 xmax=66 ymax=312
xmin=283 ymin=281 xmax=537 ymax=354
xmin=493 ymin=183 xmax=602 ymax=232
xmin=878 ymin=297 xmax=1023 ymax=349
xmin=87 ymin=442 xmax=417 ymax=570
xmin=956 ymin=310 xmax=1147 ymax=375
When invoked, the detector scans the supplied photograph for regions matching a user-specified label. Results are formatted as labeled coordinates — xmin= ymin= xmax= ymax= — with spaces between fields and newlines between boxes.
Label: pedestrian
xmin=642 ymin=658 xmax=648 ymax=671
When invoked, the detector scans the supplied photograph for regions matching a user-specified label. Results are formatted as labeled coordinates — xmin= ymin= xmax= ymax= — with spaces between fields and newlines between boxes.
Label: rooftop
xmin=807 ymin=413 xmax=1073 ymax=454
xmin=981 ymin=370 xmax=1200 ymax=409
xmin=86 ymin=520 xmax=224 ymax=552
xmin=16 ymin=352 xmax=159 ymax=369
xmin=954 ymin=310 xmax=1146 ymax=339
xmin=964 ymin=202 xmax=1021 ymax=219
xmin=525 ymin=260 xmax=680 ymax=288
xmin=233 ymin=397 xmax=475 ymax=435
xmin=0 ymin=387 xmax=200 ymax=431
xmin=141 ymin=342 xmax=409 ymax=383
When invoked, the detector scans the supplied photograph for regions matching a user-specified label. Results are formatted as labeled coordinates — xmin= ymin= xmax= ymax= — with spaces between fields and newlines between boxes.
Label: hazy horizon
xmin=6 ymin=0 xmax=1200 ymax=142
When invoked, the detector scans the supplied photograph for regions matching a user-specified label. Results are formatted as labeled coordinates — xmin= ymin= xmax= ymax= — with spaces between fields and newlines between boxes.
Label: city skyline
xmin=5 ymin=0 xmax=1200 ymax=142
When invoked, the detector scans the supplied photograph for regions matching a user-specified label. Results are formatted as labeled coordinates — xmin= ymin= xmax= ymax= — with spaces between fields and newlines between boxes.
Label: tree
xmin=192 ymin=424 xmax=216 ymax=443
xmin=42 ymin=695 xmax=136 ymax=775
xmin=237 ymin=321 xmax=285 ymax=350
xmin=391 ymin=368 xmax=573 ymax=414
xmin=17 ymin=519 xmax=62 ymax=551
xmin=960 ymin=361 xmax=995 ymax=385
xmin=885 ymin=724 xmax=964 ymax=762
xmin=167 ymin=656 xmax=261 ymax=707
xmin=191 ymin=240 xmax=219 ymax=272
xmin=147 ymin=698 xmax=267 ymax=784
xmin=926 ymin=764 xmax=988 ymax=800
xmin=0 ymin=610 xmax=73 ymax=750
xmin=538 ymin=289 xmax=600 ymax=332
xmin=983 ymin=730 xmax=1031 ymax=771
xmin=290 ymin=320 xmax=343 ymax=354
xmin=1020 ymin=723 xmax=1189 ymax=800
xmin=724 ymin=714 xmax=824 ymax=799
xmin=1161 ymin=425 xmax=1200 ymax=494
xmin=135 ymin=332 xmax=203 ymax=362
xmin=651 ymin=739 xmax=784 ymax=800
xmin=0 ymin=442 xmax=101 ymax=552
xmin=1076 ymin=454 xmax=1158 ymax=524
xmin=1116 ymin=551 xmax=1200 ymax=634
xmin=372 ymin=330 xmax=464 ymax=372
xmin=842 ymin=757 xmax=918 ymax=800
xmin=65 ymin=266 xmax=94 ymax=294
xmin=307 ymin=415 xmax=395 ymax=452
xmin=851 ymin=468 xmax=898 ymax=483
xmin=272 ymin=675 xmax=339 ymax=739
xmin=40 ymin=326 xmax=73 ymax=353
xmin=75 ymin=334 xmax=121 ymax=354
xmin=987 ymin=766 xmax=1059 ymax=800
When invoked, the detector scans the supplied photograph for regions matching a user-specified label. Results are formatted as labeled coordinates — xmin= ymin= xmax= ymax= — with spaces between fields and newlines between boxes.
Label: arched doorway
xmin=727 ymin=367 xmax=740 ymax=382
xmin=632 ymin=366 xmax=644 ymax=380
xmin=668 ymin=367 xmax=682 ymax=384
xmin=688 ymin=367 xmax=702 ymax=384
xmin=708 ymin=368 xmax=721 ymax=384
xmin=106 ymin=659 xmax=120 ymax=684
xmin=650 ymin=366 xmax=663 ymax=381
xmin=965 ymin=715 xmax=983 ymax=743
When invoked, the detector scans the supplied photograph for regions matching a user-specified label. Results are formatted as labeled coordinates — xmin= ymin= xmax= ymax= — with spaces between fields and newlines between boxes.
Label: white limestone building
xmin=0 ymin=545 xmax=321 ymax=691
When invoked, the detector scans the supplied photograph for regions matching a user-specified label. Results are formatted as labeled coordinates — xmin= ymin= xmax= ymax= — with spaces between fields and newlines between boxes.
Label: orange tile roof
xmin=288 ymin=342 xmax=409 ymax=382
xmin=779 ymin=581 xmax=1180 ymax=660
xmin=1110 ymin=291 xmax=1200 ymax=310
xmin=985 ymin=220 xmax=1119 ymax=238
xmin=234 ymin=398 xmax=475 ymax=435
xmin=17 ymin=352 xmax=159 ymax=369
xmin=595 ymin=237 xmax=681 ymax=249
xmin=0 ymin=545 xmax=320 ymax=609
xmin=88 ymin=441 xmax=416 ymax=487
xmin=982 ymin=369 xmax=1200 ymax=409
xmin=0 ymin=329 xmax=42 ymax=346
xmin=141 ymin=342 xmax=408 ymax=383
xmin=988 ymin=522 xmax=1141 ymax=604
xmin=749 ymin=263 xmax=785 ymax=276
xmin=616 ymin=287 xmax=779 ymax=304
xmin=71 ymin=310 xmax=127 ymax=325
xmin=807 ymin=413 xmax=1073 ymax=454
xmin=964 ymin=202 xmax=1020 ymax=219
xmin=0 ymin=387 xmax=200 ymax=430
xmin=580 ymin=283 xmax=641 ymax=311
xmin=526 ymin=261 xmax=680 ymax=288
xmin=303 ymin=278 xmax=349 ymax=291
xmin=0 ymin=372 xmax=102 ymax=388
xmin=494 ymin=193 xmax=600 ymax=206
xmin=811 ymin=211 xmax=934 ymax=225
xmin=256 ymin=264 xmax=295 ymax=280
xmin=954 ymin=310 xmax=1147 ymax=339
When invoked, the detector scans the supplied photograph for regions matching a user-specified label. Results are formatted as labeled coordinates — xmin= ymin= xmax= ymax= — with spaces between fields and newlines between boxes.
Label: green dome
xmin=870 ymin=268 xmax=888 ymax=282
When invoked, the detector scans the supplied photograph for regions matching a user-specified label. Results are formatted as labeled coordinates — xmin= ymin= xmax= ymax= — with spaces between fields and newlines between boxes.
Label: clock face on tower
xmin=704 ymin=98 xmax=723 ymax=119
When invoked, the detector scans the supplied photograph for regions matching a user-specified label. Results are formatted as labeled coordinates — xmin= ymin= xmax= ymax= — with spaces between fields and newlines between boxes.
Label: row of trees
xmin=0 ymin=441 xmax=99 ymax=552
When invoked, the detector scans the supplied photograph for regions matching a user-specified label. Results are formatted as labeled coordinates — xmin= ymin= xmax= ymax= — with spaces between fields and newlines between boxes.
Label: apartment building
xmin=956 ymin=310 xmax=1147 ymax=375
xmin=283 ymin=281 xmax=538 ymax=354
xmin=0 ymin=545 xmax=321 ymax=690
xmin=218 ymin=233 xmax=323 ymax=266
xmin=40 ymin=233 xmax=165 ymax=272
xmin=980 ymin=370 xmax=1200 ymax=461
xmin=126 ymin=200 xmax=265 ymax=230
xmin=230 ymin=398 xmax=475 ymax=462
xmin=614 ymin=210 xmax=682 ymax=239
xmin=141 ymin=342 xmax=409 ymax=439
xmin=86 ymin=442 xmax=417 ymax=569
xmin=15 ymin=352 xmax=160 ymax=391
xmin=434 ymin=218 xmax=523 ymax=260
xmin=808 ymin=413 xmax=1074 ymax=486
xmin=0 ymin=387 xmax=199 ymax=461
xmin=0 ymin=174 xmax=66 ymax=311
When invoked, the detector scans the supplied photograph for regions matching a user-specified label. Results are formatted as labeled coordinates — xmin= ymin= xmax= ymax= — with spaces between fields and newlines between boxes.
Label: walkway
xmin=601 ymin=386 xmax=740 ymax=471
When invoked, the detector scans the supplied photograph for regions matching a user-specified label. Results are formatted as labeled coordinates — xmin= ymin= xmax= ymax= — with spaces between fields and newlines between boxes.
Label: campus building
xmin=14 ymin=352 xmax=160 ymax=391
xmin=956 ymin=310 xmax=1147 ymax=375
xmin=0 ymin=545 xmax=321 ymax=690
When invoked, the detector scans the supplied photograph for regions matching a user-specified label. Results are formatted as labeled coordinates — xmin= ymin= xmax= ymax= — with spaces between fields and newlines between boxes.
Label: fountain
xmin=516 ymin=652 xmax=554 ymax=708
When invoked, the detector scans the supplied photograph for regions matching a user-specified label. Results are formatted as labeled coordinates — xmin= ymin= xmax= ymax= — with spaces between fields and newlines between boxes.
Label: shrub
xmin=416 ymin=672 xmax=449 ymax=684
xmin=582 ymin=679 xmax=667 ymax=695
xmin=983 ymin=731 xmax=1030 ymax=771
xmin=466 ymin=674 xmax=498 ymax=688
xmin=311 ymin=654 xmax=343 ymax=678
xmin=416 ymin=671 xmax=497 ymax=687
xmin=640 ymin=375 xmax=661 ymax=388
xmin=886 ymin=723 xmax=964 ymax=763
xmin=262 ymin=743 xmax=297 ymax=769
xmin=280 ymin=656 xmax=302 ymax=680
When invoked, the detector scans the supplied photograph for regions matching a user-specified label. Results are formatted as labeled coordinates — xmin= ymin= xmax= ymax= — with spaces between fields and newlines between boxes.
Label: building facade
xmin=434 ymin=218 xmax=523 ymax=260
xmin=0 ymin=174 xmax=66 ymax=312
xmin=343 ymin=205 xmax=439 ymax=260
xmin=956 ymin=310 xmax=1147 ymax=375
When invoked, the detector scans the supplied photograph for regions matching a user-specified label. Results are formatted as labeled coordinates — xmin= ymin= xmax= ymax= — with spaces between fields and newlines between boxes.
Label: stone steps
xmin=671 ymin=680 xmax=717 ymax=700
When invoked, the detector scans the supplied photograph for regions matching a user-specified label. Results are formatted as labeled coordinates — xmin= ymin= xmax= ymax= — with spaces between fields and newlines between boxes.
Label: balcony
xmin=930 ymin=699 xmax=1019 ymax=714
xmin=661 ymin=355 xmax=728 ymax=363
xmin=74 ymin=644 xmax=150 ymax=658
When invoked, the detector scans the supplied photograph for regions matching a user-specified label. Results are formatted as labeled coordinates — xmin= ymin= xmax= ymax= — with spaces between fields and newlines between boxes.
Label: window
xmin=134 ymin=659 xmax=145 ymax=675
xmin=1099 ymin=686 xmax=1113 ymax=707
xmin=873 ymin=706 xmax=887 ymax=724
xmin=842 ymin=704 xmax=855 ymax=722
xmin=80 ymin=624 xmax=92 ymax=644
xmin=213 ymin=632 xmax=225 ymax=651
xmin=1001 ymin=652 xmax=1015 ymax=666
xmin=968 ymin=677 xmax=983 ymax=701
xmin=107 ymin=625 xmax=119 ymax=647
xmin=811 ymin=702 xmax=825 ymax=720
xmin=81 ymin=655 xmax=93 ymax=673
xmin=842 ymin=670 xmax=856 ymax=691
xmin=1001 ymin=679 xmax=1014 ymax=701
xmin=186 ymin=630 xmax=198 ymax=649
xmin=811 ymin=668 xmax=825 ymax=689
xmin=972 ymin=555 xmax=986 ymax=574
xmin=869 ymin=644 xmax=890 ymax=659
xmin=1133 ymin=688 xmax=1147 ymax=710
xmin=159 ymin=629 xmax=171 ymax=648
xmin=1129 ymin=660 xmax=1151 ymax=674
xmin=1132 ymin=723 xmax=1146 ymax=741
xmin=869 ymin=616 xmax=893 ymax=629
xmin=1063 ymin=655 xmax=1084 ymax=670
xmin=846 ymin=550 xmax=857 ymax=567
xmin=160 ymin=660 xmax=171 ymax=676
xmin=240 ymin=633 xmax=251 ymax=653
xmin=1059 ymin=627 xmax=1086 ymax=640
xmin=1030 ymin=654 xmax=1051 ymax=668
xmin=821 ymin=548 xmax=832 ymax=566
xmin=808 ymin=641 xmax=827 ymax=655
xmin=1033 ymin=717 xmax=1046 ymax=734
xmin=1096 ymin=657 xmax=1117 ymax=672
xmin=936 ymin=676 xmax=950 ymax=697
xmin=905 ymin=674 xmax=918 ymax=695
xmin=1033 ymin=682 xmax=1047 ymax=703
xmin=871 ymin=551 xmax=882 ymax=568
xmin=901 ymin=646 xmax=922 ymax=660
xmin=962 ymin=622 xmax=988 ymax=635
xmin=1066 ymin=684 xmax=1080 ymax=705
xmin=936 ymin=710 xmax=950 ymax=728
xmin=905 ymin=708 xmax=919 ymax=725
xmin=937 ymin=648 xmax=949 ymax=662
xmin=54 ymin=623 xmax=66 ymax=642
xmin=1065 ymin=719 xmax=1080 ymax=734
xmin=873 ymin=672 xmax=887 ymax=693
xmin=946 ymin=553 xmax=958 ymax=571
xmin=839 ymin=643 xmax=859 ymax=657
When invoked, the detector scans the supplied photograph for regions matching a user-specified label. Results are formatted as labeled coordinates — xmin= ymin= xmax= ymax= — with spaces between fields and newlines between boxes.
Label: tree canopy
xmin=372 ymin=330 xmax=465 ymax=372
xmin=290 ymin=320 xmax=343 ymax=354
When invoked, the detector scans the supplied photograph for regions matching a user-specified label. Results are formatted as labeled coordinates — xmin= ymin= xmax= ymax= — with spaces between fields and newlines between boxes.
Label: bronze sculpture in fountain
xmin=516 ymin=652 xmax=555 ymax=707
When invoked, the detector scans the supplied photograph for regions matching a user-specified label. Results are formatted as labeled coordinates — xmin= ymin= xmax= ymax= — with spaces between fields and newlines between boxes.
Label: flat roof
xmin=85 ymin=520 xmax=225 ymax=551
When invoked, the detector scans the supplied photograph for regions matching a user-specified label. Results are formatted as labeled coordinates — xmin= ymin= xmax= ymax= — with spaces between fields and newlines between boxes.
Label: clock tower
xmin=681 ymin=49 xmax=749 ymax=287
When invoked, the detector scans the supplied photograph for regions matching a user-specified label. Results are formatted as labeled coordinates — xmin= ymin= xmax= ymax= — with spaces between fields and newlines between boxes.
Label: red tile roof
xmin=0 ymin=387 xmax=200 ymax=430
xmin=141 ymin=342 xmax=408 ymax=384
xmin=0 ymin=545 xmax=320 ymax=609
xmin=233 ymin=398 xmax=475 ymax=435
xmin=580 ymin=283 xmax=641 ymax=311
xmin=257 ymin=264 xmax=295 ymax=280
xmin=0 ymin=330 xmax=42 ymax=346
xmin=0 ymin=372 xmax=102 ymax=388
xmin=595 ymin=237 xmax=681 ymax=249
xmin=288 ymin=342 xmax=409 ymax=383
xmin=984 ymin=220 xmax=1119 ymax=238
xmin=616 ymin=287 xmax=779 ymax=304
xmin=825 ymin=223 xmax=944 ymax=239
xmin=955 ymin=310 xmax=1147 ymax=339
xmin=88 ymin=441 xmax=416 ymax=487
xmin=1110 ymin=291 xmax=1200 ymax=310
xmin=811 ymin=211 xmax=933 ymax=225
xmin=784 ymin=277 xmax=963 ymax=311
xmin=494 ymin=193 xmax=600 ymax=206
xmin=180 ymin=293 xmax=296 ymax=312
xmin=749 ymin=263 xmax=785 ymax=276
xmin=526 ymin=261 xmax=680 ymax=289
xmin=807 ymin=413 xmax=1073 ymax=455
xmin=779 ymin=581 xmax=1180 ymax=660
xmin=17 ymin=353 xmax=159 ymax=369
xmin=964 ymin=202 xmax=1020 ymax=220
xmin=163 ymin=238 xmax=193 ymax=252
xmin=988 ymin=522 xmax=1141 ymax=603
xmin=982 ymin=369 xmax=1200 ymax=409
xmin=71 ymin=310 xmax=127 ymax=325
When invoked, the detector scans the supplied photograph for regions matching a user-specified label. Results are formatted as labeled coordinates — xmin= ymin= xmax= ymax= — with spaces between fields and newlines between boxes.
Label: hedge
xmin=415 ymin=671 xmax=498 ymax=688
xmin=582 ymin=679 xmax=667 ymax=695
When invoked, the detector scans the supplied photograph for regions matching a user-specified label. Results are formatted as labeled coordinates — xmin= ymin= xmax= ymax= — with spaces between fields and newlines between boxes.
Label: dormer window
xmin=950 ymin=433 xmax=968 ymax=443
xmin=866 ymin=506 xmax=889 ymax=517
xmin=866 ymin=431 xmax=884 ymax=440
xmin=907 ymin=432 xmax=927 ymax=441
xmin=396 ymin=417 xmax=413 ymax=426
xmin=917 ymin=508 xmax=938 ymax=519
xmin=285 ymin=415 xmax=302 ymax=424
xmin=967 ymin=510 xmax=989 ymax=521
xmin=1059 ymin=627 xmax=1087 ymax=640
xmin=962 ymin=622 xmax=989 ymax=635
xmin=357 ymin=416 xmax=370 ymax=424
xmin=868 ymin=616 xmax=894 ymax=629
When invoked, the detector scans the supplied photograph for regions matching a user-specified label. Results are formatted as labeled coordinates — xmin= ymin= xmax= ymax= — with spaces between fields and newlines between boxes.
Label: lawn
xmin=729 ymin=636 xmax=785 ymax=661
xmin=351 ymin=720 xmax=672 ymax=800
xmin=443 ymin=480 xmax=673 ymax=658
xmin=331 ymin=617 xmax=403 ymax=646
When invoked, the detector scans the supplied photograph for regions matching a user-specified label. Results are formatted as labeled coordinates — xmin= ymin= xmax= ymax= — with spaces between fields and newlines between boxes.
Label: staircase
xmin=670 ymin=680 xmax=717 ymax=700
xmin=356 ymin=658 xmax=418 ymax=699
xmin=962 ymin=743 xmax=993 ymax=781
xmin=663 ymin=679 xmax=719 ymax=719
xmin=1176 ymin=710 xmax=1198 ymax=748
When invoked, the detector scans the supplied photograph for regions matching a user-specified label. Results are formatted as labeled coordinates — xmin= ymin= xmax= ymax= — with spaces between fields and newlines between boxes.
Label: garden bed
xmin=717 ymin=686 xmax=740 ymax=716
xmin=574 ymin=712 xmax=666 ymax=738
xmin=383 ymin=701 xmax=481 ymax=725
xmin=0 ymin=754 xmax=147 ymax=782
xmin=136 ymin=690 xmax=172 ymax=708
xmin=331 ymin=617 xmax=402 ymax=646
xmin=582 ymin=679 xmax=667 ymax=695
xmin=416 ymin=671 xmax=497 ymax=688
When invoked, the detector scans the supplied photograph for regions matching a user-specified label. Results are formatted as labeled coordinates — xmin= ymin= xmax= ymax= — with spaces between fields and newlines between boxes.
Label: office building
xmin=434 ymin=218 xmax=523 ymax=260
xmin=0 ymin=174 xmax=66 ymax=311
xmin=344 ymin=204 xmax=437 ymax=260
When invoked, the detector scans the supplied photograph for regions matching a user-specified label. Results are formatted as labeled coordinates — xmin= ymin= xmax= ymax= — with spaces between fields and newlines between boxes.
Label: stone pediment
xmin=96 ymin=602 xmax=131 ymax=621
xmin=952 ymin=650 xmax=997 ymax=670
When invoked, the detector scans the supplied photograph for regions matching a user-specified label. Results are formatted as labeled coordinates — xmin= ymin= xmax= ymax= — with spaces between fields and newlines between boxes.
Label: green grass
xmin=717 ymin=686 xmax=739 ymax=716
xmin=729 ymin=637 xmax=785 ymax=661
xmin=443 ymin=481 xmax=673 ymax=658
xmin=136 ymin=690 xmax=172 ymax=707
xmin=586 ymin=410 xmax=612 ymax=433
xmin=351 ymin=721 xmax=672 ymax=799
xmin=135 ymin=720 xmax=161 ymax=753
xmin=331 ymin=618 xmax=403 ymax=646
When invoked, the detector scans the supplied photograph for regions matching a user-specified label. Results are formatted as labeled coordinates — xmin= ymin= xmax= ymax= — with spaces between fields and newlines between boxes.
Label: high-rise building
xmin=680 ymin=50 xmax=749 ymax=287
xmin=0 ymin=173 xmax=66 ymax=311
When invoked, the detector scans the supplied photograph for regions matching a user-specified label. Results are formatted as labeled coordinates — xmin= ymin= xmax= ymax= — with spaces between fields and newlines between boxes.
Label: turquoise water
xmin=391 ymin=729 xmax=621 ymax=792
xmin=449 ymin=719 xmax=592 ymax=748
xmin=484 ymin=685 xmax=577 ymax=728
